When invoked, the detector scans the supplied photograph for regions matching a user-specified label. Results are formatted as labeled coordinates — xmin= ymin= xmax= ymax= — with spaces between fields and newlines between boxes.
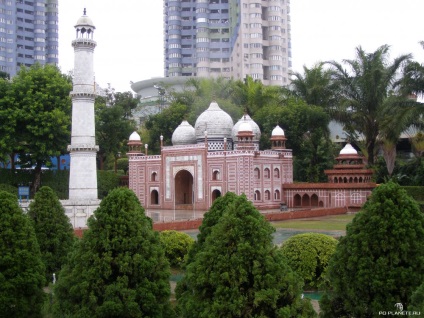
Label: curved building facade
xmin=163 ymin=0 xmax=291 ymax=86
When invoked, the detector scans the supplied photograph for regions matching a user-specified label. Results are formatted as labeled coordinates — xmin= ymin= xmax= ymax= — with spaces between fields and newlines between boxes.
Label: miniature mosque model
xmin=127 ymin=101 xmax=376 ymax=212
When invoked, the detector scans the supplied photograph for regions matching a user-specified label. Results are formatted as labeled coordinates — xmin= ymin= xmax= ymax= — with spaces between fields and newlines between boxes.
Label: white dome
xmin=75 ymin=10 xmax=95 ymax=29
xmin=232 ymin=114 xmax=261 ymax=141
xmin=340 ymin=143 xmax=358 ymax=155
xmin=238 ymin=122 xmax=253 ymax=133
xmin=172 ymin=120 xmax=196 ymax=145
xmin=272 ymin=125 xmax=285 ymax=136
xmin=195 ymin=101 xmax=234 ymax=140
xmin=129 ymin=131 xmax=141 ymax=141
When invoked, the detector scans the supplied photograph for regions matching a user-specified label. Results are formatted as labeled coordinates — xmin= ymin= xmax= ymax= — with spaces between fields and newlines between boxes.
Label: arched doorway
xmin=311 ymin=194 xmax=319 ymax=207
xmin=212 ymin=189 xmax=221 ymax=202
xmin=151 ymin=190 xmax=159 ymax=205
xmin=174 ymin=170 xmax=193 ymax=205
xmin=302 ymin=194 xmax=310 ymax=207
xmin=294 ymin=194 xmax=301 ymax=207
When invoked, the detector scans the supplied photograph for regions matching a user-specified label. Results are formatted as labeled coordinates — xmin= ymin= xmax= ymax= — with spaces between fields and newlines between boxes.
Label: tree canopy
xmin=95 ymin=88 xmax=137 ymax=170
xmin=27 ymin=186 xmax=75 ymax=283
xmin=0 ymin=191 xmax=45 ymax=317
xmin=328 ymin=45 xmax=416 ymax=166
xmin=0 ymin=63 xmax=72 ymax=190
xmin=176 ymin=192 xmax=315 ymax=317
xmin=320 ymin=181 xmax=424 ymax=316
xmin=53 ymin=188 xmax=173 ymax=317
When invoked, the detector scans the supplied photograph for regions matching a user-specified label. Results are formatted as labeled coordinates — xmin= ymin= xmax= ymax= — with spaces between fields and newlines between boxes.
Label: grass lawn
xmin=271 ymin=213 xmax=356 ymax=231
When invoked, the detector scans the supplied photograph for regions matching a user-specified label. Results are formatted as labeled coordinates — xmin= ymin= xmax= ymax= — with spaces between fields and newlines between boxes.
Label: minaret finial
xmin=83 ymin=8 xmax=86 ymax=15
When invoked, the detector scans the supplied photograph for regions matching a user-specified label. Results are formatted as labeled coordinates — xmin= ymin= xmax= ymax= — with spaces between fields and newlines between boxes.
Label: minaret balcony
xmin=68 ymin=144 xmax=99 ymax=152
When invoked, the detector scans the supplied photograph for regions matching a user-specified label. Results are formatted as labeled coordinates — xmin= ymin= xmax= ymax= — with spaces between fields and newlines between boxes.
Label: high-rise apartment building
xmin=163 ymin=0 xmax=291 ymax=85
xmin=0 ymin=0 xmax=58 ymax=77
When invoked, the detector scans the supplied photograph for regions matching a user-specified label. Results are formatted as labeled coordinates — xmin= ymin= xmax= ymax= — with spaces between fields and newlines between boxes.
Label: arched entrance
xmin=174 ymin=170 xmax=193 ymax=206
xmin=212 ymin=189 xmax=221 ymax=202
xmin=151 ymin=190 xmax=159 ymax=205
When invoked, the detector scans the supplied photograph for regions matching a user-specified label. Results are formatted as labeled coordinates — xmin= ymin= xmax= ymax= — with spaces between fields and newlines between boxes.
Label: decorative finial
xmin=83 ymin=8 xmax=86 ymax=15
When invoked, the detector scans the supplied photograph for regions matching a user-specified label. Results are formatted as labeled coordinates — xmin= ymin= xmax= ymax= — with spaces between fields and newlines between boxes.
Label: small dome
xmin=238 ymin=122 xmax=253 ymax=133
xmin=340 ymin=143 xmax=357 ymax=155
xmin=272 ymin=125 xmax=285 ymax=136
xmin=75 ymin=9 xmax=95 ymax=29
xmin=129 ymin=131 xmax=141 ymax=141
xmin=195 ymin=101 xmax=233 ymax=140
xmin=172 ymin=120 xmax=196 ymax=145
xmin=232 ymin=114 xmax=261 ymax=141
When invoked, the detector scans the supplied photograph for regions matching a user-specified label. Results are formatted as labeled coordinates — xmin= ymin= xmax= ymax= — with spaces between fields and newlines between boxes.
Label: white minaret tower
xmin=68 ymin=9 xmax=99 ymax=200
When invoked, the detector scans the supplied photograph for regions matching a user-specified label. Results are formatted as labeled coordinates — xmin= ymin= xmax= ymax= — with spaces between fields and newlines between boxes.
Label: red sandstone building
xmin=128 ymin=101 xmax=376 ymax=214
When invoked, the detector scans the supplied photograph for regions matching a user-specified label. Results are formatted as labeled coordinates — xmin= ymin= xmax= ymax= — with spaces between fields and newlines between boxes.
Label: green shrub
xmin=117 ymin=158 xmax=129 ymax=175
xmin=281 ymin=233 xmax=338 ymax=289
xmin=0 ymin=183 xmax=17 ymax=196
xmin=402 ymin=186 xmax=424 ymax=201
xmin=97 ymin=170 xmax=120 ymax=199
xmin=159 ymin=230 xmax=194 ymax=268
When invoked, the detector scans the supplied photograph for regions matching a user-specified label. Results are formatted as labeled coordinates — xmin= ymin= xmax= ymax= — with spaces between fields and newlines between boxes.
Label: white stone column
xmin=68 ymin=11 xmax=99 ymax=201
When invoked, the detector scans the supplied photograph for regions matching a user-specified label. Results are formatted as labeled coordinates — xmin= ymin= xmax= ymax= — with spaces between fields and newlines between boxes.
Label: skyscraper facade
xmin=163 ymin=0 xmax=291 ymax=85
xmin=0 ymin=0 xmax=58 ymax=77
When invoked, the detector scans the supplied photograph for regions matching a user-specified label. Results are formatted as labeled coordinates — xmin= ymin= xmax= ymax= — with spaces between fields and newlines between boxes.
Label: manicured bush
xmin=27 ymin=186 xmax=75 ymax=284
xmin=53 ymin=188 xmax=173 ymax=317
xmin=0 ymin=191 xmax=45 ymax=317
xmin=281 ymin=233 xmax=338 ymax=289
xmin=320 ymin=182 xmax=424 ymax=316
xmin=159 ymin=230 xmax=194 ymax=268
xmin=177 ymin=192 xmax=315 ymax=317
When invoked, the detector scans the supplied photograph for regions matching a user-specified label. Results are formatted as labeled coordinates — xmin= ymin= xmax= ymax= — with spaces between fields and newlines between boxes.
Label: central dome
xmin=195 ymin=101 xmax=234 ymax=141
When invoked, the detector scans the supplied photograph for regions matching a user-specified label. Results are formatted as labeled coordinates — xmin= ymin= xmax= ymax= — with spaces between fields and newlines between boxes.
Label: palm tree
xmin=290 ymin=62 xmax=337 ymax=110
xmin=328 ymin=44 xmax=413 ymax=166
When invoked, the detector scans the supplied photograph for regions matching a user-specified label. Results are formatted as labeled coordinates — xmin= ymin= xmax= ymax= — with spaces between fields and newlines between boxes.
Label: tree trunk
xmin=382 ymin=143 xmax=397 ymax=176
xmin=32 ymin=162 xmax=42 ymax=194
xmin=9 ymin=152 xmax=16 ymax=170
xmin=367 ymin=140 xmax=376 ymax=166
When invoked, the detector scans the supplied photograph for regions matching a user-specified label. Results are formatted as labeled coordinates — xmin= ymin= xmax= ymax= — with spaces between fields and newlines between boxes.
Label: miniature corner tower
xmin=68 ymin=9 xmax=99 ymax=200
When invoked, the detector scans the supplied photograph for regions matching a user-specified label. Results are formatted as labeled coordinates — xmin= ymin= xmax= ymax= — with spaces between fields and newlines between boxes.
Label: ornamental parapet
xmin=72 ymin=38 xmax=97 ymax=48
xmin=71 ymin=85 xmax=96 ymax=96
xmin=68 ymin=144 xmax=99 ymax=152
xmin=162 ymin=144 xmax=205 ymax=150
xmin=130 ymin=155 xmax=161 ymax=161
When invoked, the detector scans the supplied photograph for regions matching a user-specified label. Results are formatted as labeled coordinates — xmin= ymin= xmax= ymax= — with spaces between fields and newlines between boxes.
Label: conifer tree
xmin=177 ymin=192 xmax=315 ymax=317
xmin=28 ymin=186 xmax=75 ymax=283
xmin=320 ymin=182 xmax=424 ymax=316
xmin=53 ymin=187 xmax=173 ymax=317
xmin=0 ymin=191 xmax=45 ymax=317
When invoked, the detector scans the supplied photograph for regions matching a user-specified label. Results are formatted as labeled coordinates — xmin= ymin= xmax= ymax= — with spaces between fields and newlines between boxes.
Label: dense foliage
xmin=0 ymin=169 xmax=121 ymax=199
xmin=320 ymin=182 xmax=424 ymax=316
xmin=53 ymin=187 xmax=173 ymax=317
xmin=95 ymin=90 xmax=137 ymax=170
xmin=254 ymin=97 xmax=335 ymax=182
xmin=0 ymin=191 xmax=45 ymax=317
xmin=0 ymin=64 xmax=72 ymax=191
xmin=281 ymin=233 xmax=338 ymax=289
xmin=159 ymin=230 xmax=195 ymax=268
xmin=328 ymin=45 xmax=419 ymax=168
xmin=176 ymin=192 xmax=316 ymax=317
xmin=27 ymin=186 xmax=75 ymax=283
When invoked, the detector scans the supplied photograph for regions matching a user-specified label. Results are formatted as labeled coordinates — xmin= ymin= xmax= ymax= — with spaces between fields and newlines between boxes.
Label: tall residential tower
xmin=163 ymin=0 xmax=291 ymax=85
xmin=0 ymin=0 xmax=58 ymax=76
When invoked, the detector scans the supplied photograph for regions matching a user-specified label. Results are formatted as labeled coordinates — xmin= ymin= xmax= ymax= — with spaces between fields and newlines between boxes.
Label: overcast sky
xmin=58 ymin=0 xmax=424 ymax=93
